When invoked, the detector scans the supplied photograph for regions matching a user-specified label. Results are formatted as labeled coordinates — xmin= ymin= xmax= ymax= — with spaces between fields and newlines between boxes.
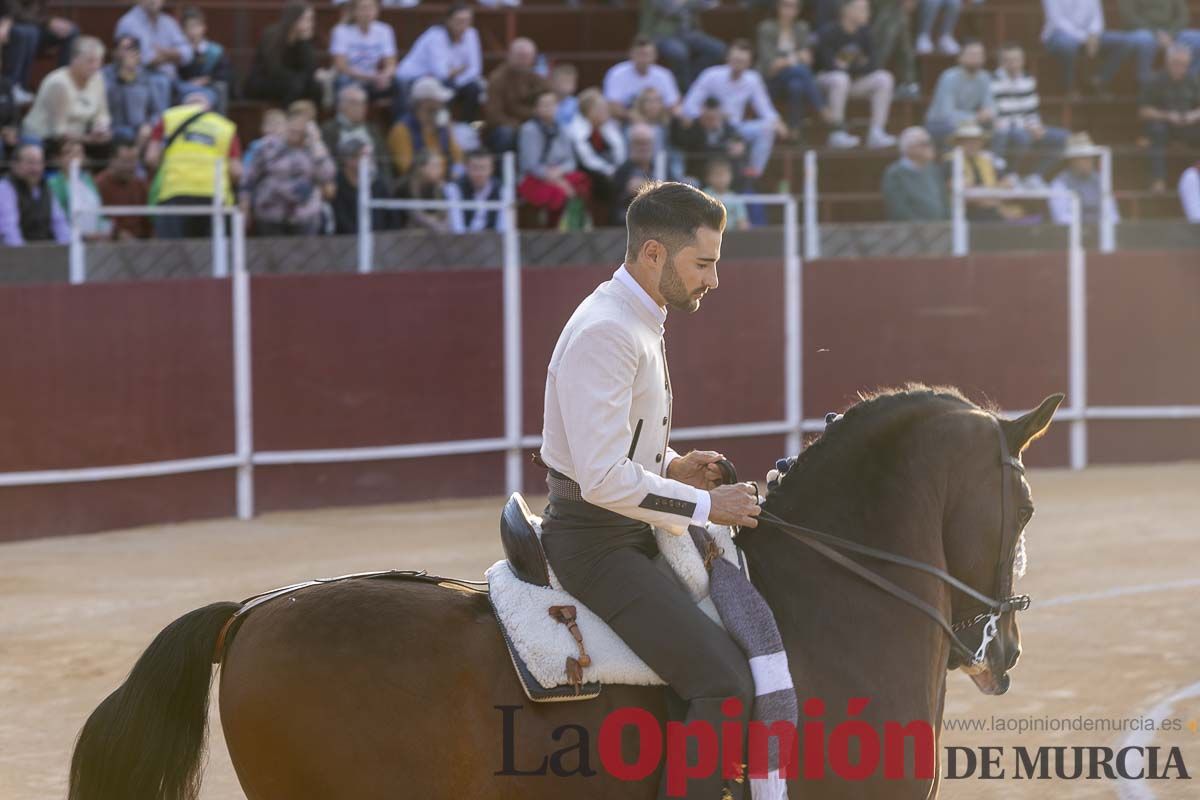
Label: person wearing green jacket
xmin=46 ymin=137 xmax=112 ymax=239
xmin=881 ymin=126 xmax=949 ymax=221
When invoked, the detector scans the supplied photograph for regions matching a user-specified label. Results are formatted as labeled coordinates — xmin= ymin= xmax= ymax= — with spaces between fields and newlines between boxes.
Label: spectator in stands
xmin=517 ymin=89 xmax=590 ymax=227
xmin=95 ymin=135 xmax=150 ymax=239
xmin=630 ymin=86 xmax=684 ymax=176
xmin=881 ymin=125 xmax=948 ymax=220
xmin=640 ymin=0 xmax=726 ymax=90
xmin=604 ymin=36 xmax=682 ymax=120
xmin=115 ymin=0 xmax=192 ymax=86
xmin=395 ymin=151 xmax=452 ymax=232
xmin=1139 ymin=43 xmax=1200 ymax=191
xmin=330 ymin=0 xmax=400 ymax=112
xmin=395 ymin=3 xmax=483 ymax=121
xmin=944 ymin=121 xmax=1033 ymax=222
xmin=1042 ymin=0 xmax=1151 ymax=96
xmin=569 ymin=88 xmax=627 ymax=212
xmin=484 ymin=38 xmax=550 ymax=153
xmin=104 ymin=35 xmax=170 ymax=147
xmin=682 ymin=39 xmax=785 ymax=177
xmin=550 ymin=63 xmax=580 ymax=128
xmin=703 ymin=156 xmax=750 ymax=229
xmin=673 ymin=95 xmax=748 ymax=178
xmin=144 ymin=90 xmax=241 ymax=238
xmin=815 ymin=0 xmax=897 ymax=149
xmin=0 ymin=71 xmax=19 ymax=162
xmin=243 ymin=108 xmax=286 ymax=170
xmin=178 ymin=7 xmax=231 ymax=113
xmin=1118 ymin=0 xmax=1200 ymax=81
xmin=871 ymin=0 xmax=921 ymax=100
xmin=332 ymin=138 xmax=392 ymax=234
xmin=46 ymin=137 xmax=112 ymax=239
xmin=757 ymin=0 xmax=825 ymax=135
xmin=0 ymin=142 xmax=69 ymax=245
xmin=914 ymin=0 xmax=961 ymax=56
xmin=243 ymin=2 xmax=321 ymax=107
xmin=240 ymin=106 xmax=335 ymax=236
xmin=0 ymin=0 xmax=79 ymax=103
xmin=612 ymin=122 xmax=663 ymax=223
xmin=925 ymin=38 xmax=993 ymax=147
xmin=21 ymin=37 xmax=111 ymax=148
xmin=1049 ymin=132 xmax=1119 ymax=224
xmin=322 ymin=84 xmax=391 ymax=184
xmin=446 ymin=149 xmax=504 ymax=233
xmin=388 ymin=76 xmax=463 ymax=180
xmin=991 ymin=42 xmax=1068 ymax=186
xmin=1179 ymin=160 xmax=1200 ymax=220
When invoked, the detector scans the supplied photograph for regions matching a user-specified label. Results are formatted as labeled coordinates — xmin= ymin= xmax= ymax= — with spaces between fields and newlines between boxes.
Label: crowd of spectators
xmin=0 ymin=0 xmax=1198 ymax=247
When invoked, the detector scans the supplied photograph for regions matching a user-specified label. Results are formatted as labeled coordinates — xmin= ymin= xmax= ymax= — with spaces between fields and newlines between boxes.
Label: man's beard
xmin=659 ymin=258 xmax=703 ymax=313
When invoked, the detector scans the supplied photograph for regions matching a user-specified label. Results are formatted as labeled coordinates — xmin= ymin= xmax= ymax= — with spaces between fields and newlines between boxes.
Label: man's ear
xmin=1001 ymin=393 xmax=1065 ymax=455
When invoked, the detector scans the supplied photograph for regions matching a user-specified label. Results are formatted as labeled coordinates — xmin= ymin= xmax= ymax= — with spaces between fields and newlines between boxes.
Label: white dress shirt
xmin=681 ymin=65 xmax=779 ymax=124
xmin=602 ymin=60 xmax=682 ymax=108
xmin=395 ymin=24 xmax=482 ymax=87
xmin=540 ymin=264 xmax=711 ymax=534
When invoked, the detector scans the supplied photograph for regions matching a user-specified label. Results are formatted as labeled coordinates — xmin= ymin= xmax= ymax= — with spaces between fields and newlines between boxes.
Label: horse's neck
xmin=744 ymin=514 xmax=951 ymax=728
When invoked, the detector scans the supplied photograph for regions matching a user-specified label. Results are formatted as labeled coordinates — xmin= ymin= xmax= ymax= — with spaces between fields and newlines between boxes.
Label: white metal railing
xmin=949 ymin=148 xmax=1200 ymax=469
xmin=68 ymin=158 xmax=237 ymax=284
xmin=18 ymin=150 xmax=1198 ymax=528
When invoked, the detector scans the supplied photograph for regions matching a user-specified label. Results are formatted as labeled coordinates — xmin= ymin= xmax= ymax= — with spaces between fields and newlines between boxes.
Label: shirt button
xmin=655 ymin=454 xmax=663 ymax=463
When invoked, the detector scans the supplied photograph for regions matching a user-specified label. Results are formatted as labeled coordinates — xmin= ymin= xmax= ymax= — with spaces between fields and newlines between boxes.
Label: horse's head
xmin=941 ymin=393 xmax=1063 ymax=695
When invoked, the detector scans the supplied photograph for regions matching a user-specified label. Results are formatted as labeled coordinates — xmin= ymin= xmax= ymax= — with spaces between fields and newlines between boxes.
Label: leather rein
xmin=722 ymin=417 xmax=1031 ymax=667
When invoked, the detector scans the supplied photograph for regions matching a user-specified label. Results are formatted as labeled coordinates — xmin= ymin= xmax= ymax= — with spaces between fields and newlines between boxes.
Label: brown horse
xmin=68 ymin=386 xmax=1063 ymax=800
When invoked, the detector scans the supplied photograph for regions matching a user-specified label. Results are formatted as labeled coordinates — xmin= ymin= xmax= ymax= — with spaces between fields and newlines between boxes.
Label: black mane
xmin=757 ymin=383 xmax=987 ymax=528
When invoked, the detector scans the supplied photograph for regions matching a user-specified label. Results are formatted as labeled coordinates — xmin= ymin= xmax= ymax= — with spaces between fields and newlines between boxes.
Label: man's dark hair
xmin=961 ymin=37 xmax=984 ymax=50
xmin=466 ymin=148 xmax=493 ymax=162
xmin=631 ymin=35 xmax=654 ymax=50
xmin=181 ymin=6 xmax=205 ymax=25
xmin=730 ymin=38 xmax=752 ymax=53
xmin=702 ymin=97 xmax=723 ymax=110
xmin=446 ymin=2 xmax=470 ymax=19
xmin=625 ymin=181 xmax=726 ymax=261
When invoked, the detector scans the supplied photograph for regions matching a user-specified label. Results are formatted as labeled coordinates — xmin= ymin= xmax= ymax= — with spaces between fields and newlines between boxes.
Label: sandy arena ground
xmin=2 ymin=463 xmax=1198 ymax=799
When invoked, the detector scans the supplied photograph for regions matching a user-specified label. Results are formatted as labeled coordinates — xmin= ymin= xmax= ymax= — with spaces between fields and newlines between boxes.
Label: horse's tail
xmin=68 ymin=601 xmax=240 ymax=800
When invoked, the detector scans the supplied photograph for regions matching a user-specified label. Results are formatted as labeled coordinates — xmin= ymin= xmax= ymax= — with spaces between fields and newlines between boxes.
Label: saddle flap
xmin=500 ymin=492 xmax=551 ymax=587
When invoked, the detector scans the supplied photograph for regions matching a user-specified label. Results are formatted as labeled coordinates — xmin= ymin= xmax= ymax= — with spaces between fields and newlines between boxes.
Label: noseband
xmin=750 ymin=416 xmax=1031 ymax=667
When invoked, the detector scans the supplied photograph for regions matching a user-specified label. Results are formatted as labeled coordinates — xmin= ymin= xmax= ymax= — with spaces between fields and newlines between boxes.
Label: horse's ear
xmin=1001 ymin=393 xmax=1065 ymax=455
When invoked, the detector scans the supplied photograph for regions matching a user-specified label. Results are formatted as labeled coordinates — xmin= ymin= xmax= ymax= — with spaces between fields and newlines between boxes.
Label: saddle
xmin=488 ymin=491 xmax=742 ymax=702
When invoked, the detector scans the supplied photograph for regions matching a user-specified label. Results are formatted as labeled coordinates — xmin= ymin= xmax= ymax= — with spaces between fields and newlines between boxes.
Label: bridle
xmin=732 ymin=416 xmax=1031 ymax=668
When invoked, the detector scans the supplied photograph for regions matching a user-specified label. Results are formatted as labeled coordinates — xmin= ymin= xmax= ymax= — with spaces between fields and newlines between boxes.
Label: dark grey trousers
xmin=540 ymin=496 xmax=754 ymax=799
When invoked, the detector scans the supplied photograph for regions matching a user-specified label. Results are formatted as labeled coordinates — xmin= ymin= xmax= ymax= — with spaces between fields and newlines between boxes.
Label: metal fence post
xmin=951 ymin=147 xmax=967 ymax=257
xmin=1099 ymin=146 xmax=1115 ymax=254
xmin=231 ymin=208 xmax=254 ymax=518
xmin=1067 ymin=192 xmax=1087 ymax=470
xmin=500 ymin=151 xmax=523 ymax=495
xmin=68 ymin=158 xmax=86 ymax=284
xmin=211 ymin=158 xmax=228 ymax=278
xmin=803 ymin=149 xmax=819 ymax=261
xmin=784 ymin=196 xmax=803 ymax=457
xmin=357 ymin=153 xmax=373 ymax=274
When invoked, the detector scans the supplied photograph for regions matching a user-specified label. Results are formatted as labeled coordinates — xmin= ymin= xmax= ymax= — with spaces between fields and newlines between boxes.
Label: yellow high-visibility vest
xmin=156 ymin=104 xmax=237 ymax=204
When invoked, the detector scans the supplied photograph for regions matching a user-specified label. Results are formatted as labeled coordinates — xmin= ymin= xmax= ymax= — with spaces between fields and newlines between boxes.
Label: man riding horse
xmin=538 ymin=180 xmax=764 ymax=798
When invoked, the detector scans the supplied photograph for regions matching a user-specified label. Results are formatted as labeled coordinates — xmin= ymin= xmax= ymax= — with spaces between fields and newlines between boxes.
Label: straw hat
xmin=950 ymin=121 xmax=987 ymax=141
xmin=1063 ymin=132 xmax=1103 ymax=158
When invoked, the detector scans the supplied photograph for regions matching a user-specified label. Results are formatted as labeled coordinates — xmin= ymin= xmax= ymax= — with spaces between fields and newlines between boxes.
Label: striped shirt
xmin=992 ymin=68 xmax=1041 ymax=131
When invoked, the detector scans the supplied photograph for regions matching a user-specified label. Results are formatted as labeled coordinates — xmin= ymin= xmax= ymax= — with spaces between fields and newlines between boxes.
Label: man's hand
xmin=709 ymin=482 xmax=762 ymax=528
xmin=666 ymin=449 xmax=727 ymax=490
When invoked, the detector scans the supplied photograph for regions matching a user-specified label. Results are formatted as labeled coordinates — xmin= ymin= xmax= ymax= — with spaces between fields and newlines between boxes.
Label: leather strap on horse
xmin=548 ymin=604 xmax=591 ymax=693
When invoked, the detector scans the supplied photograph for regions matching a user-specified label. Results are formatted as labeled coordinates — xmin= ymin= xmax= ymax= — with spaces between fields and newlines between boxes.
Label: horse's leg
xmin=218 ymin=579 xmax=667 ymax=799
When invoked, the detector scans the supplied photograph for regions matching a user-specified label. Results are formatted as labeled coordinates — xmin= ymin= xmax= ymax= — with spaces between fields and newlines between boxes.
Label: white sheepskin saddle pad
xmin=485 ymin=515 xmax=740 ymax=699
